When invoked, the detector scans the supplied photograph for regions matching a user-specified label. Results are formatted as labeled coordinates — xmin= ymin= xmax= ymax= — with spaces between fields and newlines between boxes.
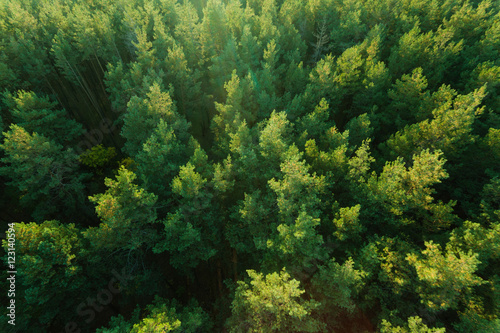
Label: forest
xmin=0 ymin=0 xmax=499 ymax=332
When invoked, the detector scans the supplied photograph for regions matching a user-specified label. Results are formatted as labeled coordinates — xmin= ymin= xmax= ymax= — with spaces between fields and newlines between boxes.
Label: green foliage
xmin=467 ymin=61 xmax=500 ymax=112
xmin=79 ymin=144 xmax=117 ymax=169
xmin=270 ymin=210 xmax=326 ymax=268
xmin=380 ymin=316 xmax=445 ymax=333
xmin=386 ymin=67 xmax=431 ymax=128
xmin=153 ymin=211 xmax=217 ymax=271
xmin=454 ymin=308 xmax=500 ymax=333
xmin=259 ymin=111 xmax=293 ymax=161
xmin=358 ymin=236 xmax=418 ymax=304
xmin=447 ymin=220 xmax=500 ymax=267
xmin=311 ymin=258 xmax=365 ymax=315
xmin=153 ymin=162 xmax=218 ymax=270
xmin=296 ymin=98 xmax=330 ymax=142
xmin=135 ymin=120 xmax=196 ymax=203
xmin=333 ymin=204 xmax=363 ymax=241
xmin=2 ymin=221 xmax=87 ymax=331
xmin=172 ymin=163 xmax=207 ymax=199
xmin=85 ymin=167 xmax=157 ymax=251
xmin=211 ymin=71 xmax=249 ymax=155
xmin=385 ymin=86 xmax=486 ymax=160
xmin=97 ymin=296 xmax=212 ymax=333
xmin=268 ymin=145 xmax=325 ymax=220
xmin=479 ymin=177 xmax=500 ymax=222
xmin=406 ymin=241 xmax=483 ymax=311
xmin=200 ymin=0 xmax=231 ymax=60
xmin=122 ymin=83 xmax=189 ymax=157
xmin=0 ymin=113 xmax=3 ymax=139
xmin=484 ymin=128 xmax=500 ymax=161
xmin=3 ymin=90 xmax=83 ymax=144
xmin=2 ymin=0 xmax=500 ymax=331
xmin=347 ymin=139 xmax=375 ymax=184
xmin=344 ymin=113 xmax=373 ymax=148
xmin=388 ymin=23 xmax=463 ymax=88
xmin=0 ymin=124 xmax=87 ymax=220
xmin=227 ymin=269 xmax=324 ymax=332
xmin=366 ymin=149 xmax=455 ymax=231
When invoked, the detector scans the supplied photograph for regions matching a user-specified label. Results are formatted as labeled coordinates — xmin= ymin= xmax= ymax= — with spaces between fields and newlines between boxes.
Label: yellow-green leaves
xmin=79 ymin=144 xmax=116 ymax=169
xmin=4 ymin=90 xmax=84 ymax=144
xmin=407 ymin=241 xmax=483 ymax=311
xmin=0 ymin=124 xmax=86 ymax=220
xmin=333 ymin=204 xmax=363 ymax=241
xmin=86 ymin=167 xmax=157 ymax=250
xmin=311 ymin=258 xmax=365 ymax=315
xmin=367 ymin=149 xmax=453 ymax=230
xmin=122 ymin=83 xmax=184 ymax=156
xmin=6 ymin=220 xmax=86 ymax=331
xmin=97 ymin=296 xmax=211 ymax=333
xmin=172 ymin=163 xmax=207 ymax=199
xmin=386 ymin=86 xmax=486 ymax=160
xmin=380 ymin=316 xmax=445 ymax=333
xmin=228 ymin=269 xmax=323 ymax=332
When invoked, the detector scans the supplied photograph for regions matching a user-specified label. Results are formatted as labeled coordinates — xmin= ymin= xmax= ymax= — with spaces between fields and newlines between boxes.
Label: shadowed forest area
xmin=0 ymin=0 xmax=499 ymax=332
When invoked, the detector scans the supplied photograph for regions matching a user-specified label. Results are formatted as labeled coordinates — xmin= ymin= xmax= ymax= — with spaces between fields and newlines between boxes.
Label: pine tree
xmin=366 ymin=149 xmax=455 ymax=232
xmin=258 ymin=111 xmax=293 ymax=178
xmin=199 ymin=0 xmax=231 ymax=60
xmin=388 ymin=24 xmax=463 ymax=89
xmin=385 ymin=67 xmax=431 ymax=129
xmin=407 ymin=241 xmax=483 ymax=312
xmin=96 ymin=296 xmax=212 ymax=333
xmin=211 ymin=72 xmax=248 ymax=156
xmin=122 ymin=82 xmax=189 ymax=157
xmin=380 ymin=316 xmax=445 ymax=333
xmin=0 ymin=125 xmax=87 ymax=220
xmin=3 ymin=90 xmax=83 ymax=145
xmin=227 ymin=269 xmax=324 ymax=332
xmin=310 ymin=258 xmax=365 ymax=330
xmin=3 ymin=220 xmax=88 ymax=332
xmin=84 ymin=167 xmax=158 ymax=251
xmin=385 ymin=86 xmax=486 ymax=160
xmin=135 ymin=120 xmax=196 ymax=204
xmin=153 ymin=162 xmax=218 ymax=271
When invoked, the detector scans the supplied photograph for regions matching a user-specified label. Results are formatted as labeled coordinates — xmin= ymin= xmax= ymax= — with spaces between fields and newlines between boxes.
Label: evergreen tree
xmin=153 ymin=162 xmax=218 ymax=270
xmin=406 ymin=241 xmax=483 ymax=312
xmin=380 ymin=316 xmax=445 ymax=333
xmin=365 ymin=149 xmax=455 ymax=232
xmin=84 ymin=167 xmax=157 ymax=251
xmin=96 ymin=296 xmax=212 ymax=333
xmin=2 ymin=220 xmax=88 ymax=332
xmin=135 ymin=120 xmax=196 ymax=204
xmin=122 ymin=83 xmax=189 ymax=157
xmin=385 ymin=86 xmax=487 ymax=160
xmin=0 ymin=125 xmax=87 ymax=220
xmin=227 ymin=269 xmax=324 ymax=332
xmin=3 ymin=90 xmax=83 ymax=145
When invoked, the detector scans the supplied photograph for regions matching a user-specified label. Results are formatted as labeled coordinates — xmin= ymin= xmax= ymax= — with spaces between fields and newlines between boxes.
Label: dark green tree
xmin=0 ymin=125 xmax=87 ymax=220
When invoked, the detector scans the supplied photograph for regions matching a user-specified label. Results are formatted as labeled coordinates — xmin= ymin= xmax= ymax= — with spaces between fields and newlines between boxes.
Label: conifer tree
xmin=406 ymin=241 xmax=483 ymax=312
xmin=227 ymin=269 xmax=324 ymax=332
xmin=84 ymin=167 xmax=158 ymax=251
xmin=0 ymin=125 xmax=87 ymax=220
xmin=122 ymin=83 xmax=189 ymax=157
xmin=3 ymin=90 xmax=83 ymax=145
xmin=385 ymin=86 xmax=486 ymax=160
xmin=3 ymin=220 xmax=88 ymax=332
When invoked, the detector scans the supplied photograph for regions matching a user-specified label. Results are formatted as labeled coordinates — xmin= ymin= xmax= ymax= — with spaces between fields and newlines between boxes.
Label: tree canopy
xmin=1 ymin=0 xmax=499 ymax=332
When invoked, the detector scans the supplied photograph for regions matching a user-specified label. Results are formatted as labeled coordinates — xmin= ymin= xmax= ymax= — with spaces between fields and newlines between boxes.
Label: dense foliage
xmin=1 ymin=0 xmax=499 ymax=332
